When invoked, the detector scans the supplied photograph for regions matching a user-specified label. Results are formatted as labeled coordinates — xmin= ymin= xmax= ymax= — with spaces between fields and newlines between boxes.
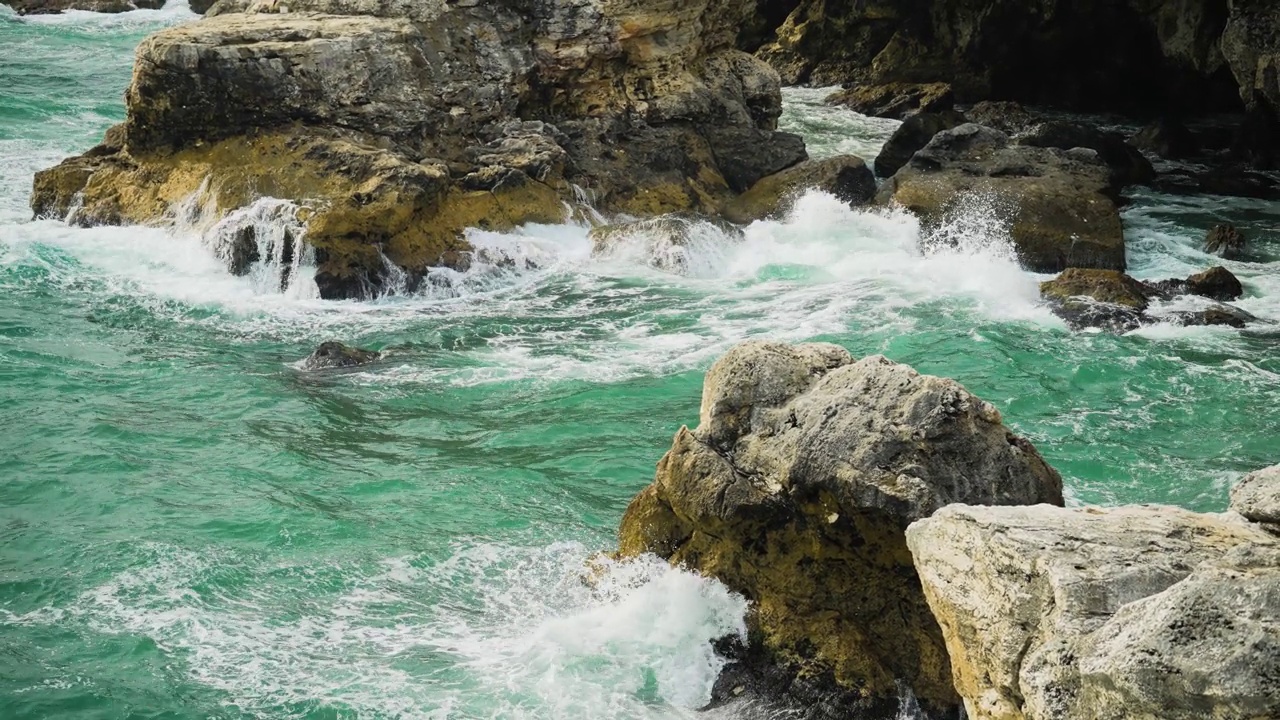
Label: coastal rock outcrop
xmin=720 ymin=155 xmax=875 ymax=223
xmin=906 ymin=503 xmax=1280 ymax=720
xmin=1231 ymin=464 xmax=1280 ymax=528
xmin=617 ymin=340 xmax=1064 ymax=718
xmin=32 ymin=0 xmax=807 ymax=298
xmin=877 ymin=124 xmax=1127 ymax=273
xmin=1040 ymin=267 xmax=1255 ymax=331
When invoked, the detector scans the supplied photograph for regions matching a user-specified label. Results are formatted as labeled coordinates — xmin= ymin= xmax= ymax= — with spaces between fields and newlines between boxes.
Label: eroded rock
xmin=907 ymin=503 xmax=1280 ymax=720
xmin=617 ymin=340 xmax=1063 ymax=718
xmin=1231 ymin=464 xmax=1280 ymax=527
xmin=302 ymin=341 xmax=381 ymax=370
xmin=873 ymin=111 xmax=966 ymax=179
xmin=1204 ymin=223 xmax=1246 ymax=259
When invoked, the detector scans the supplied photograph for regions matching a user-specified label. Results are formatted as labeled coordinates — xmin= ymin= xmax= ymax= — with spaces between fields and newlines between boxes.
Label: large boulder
xmin=906 ymin=503 xmax=1280 ymax=720
xmin=617 ymin=341 xmax=1064 ymax=718
xmin=32 ymin=0 xmax=806 ymax=299
xmin=873 ymin=111 xmax=967 ymax=178
xmin=877 ymin=124 xmax=1127 ymax=274
xmin=1231 ymin=464 xmax=1280 ymax=527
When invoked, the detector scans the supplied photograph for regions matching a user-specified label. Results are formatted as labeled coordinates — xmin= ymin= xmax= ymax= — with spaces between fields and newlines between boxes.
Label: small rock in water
xmin=1203 ymin=223 xmax=1246 ymax=259
xmin=302 ymin=342 xmax=380 ymax=370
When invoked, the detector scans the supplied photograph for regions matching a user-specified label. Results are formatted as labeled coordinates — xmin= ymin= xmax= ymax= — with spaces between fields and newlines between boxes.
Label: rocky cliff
xmin=31 ymin=0 xmax=810 ymax=297
xmin=616 ymin=340 xmax=1064 ymax=718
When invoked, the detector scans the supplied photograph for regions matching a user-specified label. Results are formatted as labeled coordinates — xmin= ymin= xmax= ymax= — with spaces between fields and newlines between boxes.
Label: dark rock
xmin=962 ymin=101 xmax=1038 ymax=135
xmin=1040 ymin=268 xmax=1149 ymax=332
xmin=826 ymin=82 xmax=954 ymax=120
xmin=1151 ymin=165 xmax=1280 ymax=201
xmin=704 ymin=127 xmax=808 ymax=193
xmin=1015 ymin=120 xmax=1155 ymax=187
xmin=1186 ymin=265 xmax=1244 ymax=301
xmin=1172 ymin=304 xmax=1256 ymax=328
xmin=873 ymin=111 xmax=966 ymax=178
xmin=723 ymin=155 xmax=875 ymax=223
xmin=1131 ymin=118 xmax=1198 ymax=160
xmin=1204 ymin=223 xmax=1246 ymax=259
xmin=2 ymin=0 xmax=163 ymax=12
xmin=302 ymin=341 xmax=381 ymax=370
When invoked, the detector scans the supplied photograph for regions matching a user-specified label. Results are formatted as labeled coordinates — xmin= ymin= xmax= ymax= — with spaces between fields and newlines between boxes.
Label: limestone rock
xmin=1204 ymin=223 xmax=1246 ymax=259
xmin=302 ymin=341 xmax=380 ymax=370
xmin=721 ymin=155 xmax=875 ymax=224
xmin=826 ymin=82 xmax=954 ymax=120
xmin=906 ymin=503 xmax=1279 ymax=720
xmin=1231 ymin=464 xmax=1280 ymax=526
xmin=878 ymin=124 xmax=1127 ymax=274
xmin=32 ymin=0 xmax=805 ymax=299
xmin=618 ymin=340 xmax=1063 ymax=717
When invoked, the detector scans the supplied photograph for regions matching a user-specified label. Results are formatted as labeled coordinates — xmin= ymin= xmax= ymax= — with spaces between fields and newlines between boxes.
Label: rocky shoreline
xmin=618 ymin=340 xmax=1279 ymax=720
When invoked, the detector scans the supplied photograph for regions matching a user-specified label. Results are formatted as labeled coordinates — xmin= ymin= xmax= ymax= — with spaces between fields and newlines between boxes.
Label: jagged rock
xmin=617 ymin=340 xmax=1063 ymax=718
xmin=873 ymin=111 xmax=966 ymax=178
xmin=1231 ymin=465 xmax=1280 ymax=526
xmin=1204 ymin=223 xmax=1246 ymax=259
xmin=826 ymin=82 xmax=954 ymax=120
xmin=1131 ymin=118 xmax=1199 ymax=160
xmin=588 ymin=215 xmax=744 ymax=274
xmin=1042 ymin=267 xmax=1253 ymax=331
xmin=906 ymin=503 xmax=1280 ymax=720
xmin=1171 ymin=304 xmax=1257 ymax=329
xmin=962 ymin=101 xmax=1038 ymax=134
xmin=32 ymin=0 xmax=804 ymax=299
xmin=721 ymin=155 xmax=875 ymax=223
xmin=302 ymin=341 xmax=381 ymax=370
xmin=2 ymin=0 xmax=163 ymax=13
xmin=878 ymin=124 xmax=1127 ymax=273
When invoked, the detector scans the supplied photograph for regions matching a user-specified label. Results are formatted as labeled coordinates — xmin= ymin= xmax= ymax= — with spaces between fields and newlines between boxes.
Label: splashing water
xmin=2 ymin=7 xmax=1280 ymax=720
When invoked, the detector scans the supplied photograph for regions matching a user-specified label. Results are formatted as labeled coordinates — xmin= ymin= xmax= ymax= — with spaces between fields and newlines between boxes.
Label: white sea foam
xmin=16 ymin=0 xmax=196 ymax=28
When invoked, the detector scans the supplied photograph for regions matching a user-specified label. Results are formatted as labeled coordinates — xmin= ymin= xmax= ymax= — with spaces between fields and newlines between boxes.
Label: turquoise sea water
xmin=2 ymin=5 xmax=1279 ymax=719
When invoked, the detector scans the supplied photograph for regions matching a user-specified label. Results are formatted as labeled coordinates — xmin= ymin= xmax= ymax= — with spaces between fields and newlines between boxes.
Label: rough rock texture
xmin=617 ymin=341 xmax=1063 ymax=718
xmin=2 ymin=0 xmax=163 ymax=13
xmin=877 ymin=124 xmax=1127 ymax=274
xmin=301 ymin=341 xmax=380 ymax=370
xmin=907 ymin=503 xmax=1280 ymax=720
xmin=1041 ymin=267 xmax=1254 ymax=332
xmin=1231 ymin=464 xmax=1280 ymax=526
xmin=1015 ymin=120 xmax=1155 ymax=188
xmin=1204 ymin=223 xmax=1246 ymax=258
xmin=827 ymin=82 xmax=954 ymax=120
xmin=33 ymin=0 xmax=805 ymax=298
xmin=721 ymin=155 xmax=875 ymax=223
xmin=873 ymin=111 xmax=966 ymax=178
xmin=1131 ymin=118 xmax=1199 ymax=160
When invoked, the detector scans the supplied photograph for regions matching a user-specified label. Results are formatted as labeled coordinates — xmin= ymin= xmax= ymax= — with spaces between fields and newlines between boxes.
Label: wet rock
xmin=302 ymin=341 xmax=380 ymax=370
xmin=1040 ymin=269 xmax=1150 ymax=332
xmin=1131 ymin=118 xmax=1198 ymax=160
xmin=617 ymin=340 xmax=1063 ymax=718
xmin=962 ymin=101 xmax=1037 ymax=135
xmin=32 ymin=0 xmax=805 ymax=299
xmin=878 ymin=124 xmax=1127 ymax=274
xmin=873 ymin=111 xmax=966 ymax=178
xmin=588 ymin=215 xmax=744 ymax=275
xmin=907 ymin=503 xmax=1280 ymax=720
xmin=1015 ymin=120 xmax=1154 ymax=187
xmin=1203 ymin=223 xmax=1246 ymax=259
xmin=826 ymin=82 xmax=954 ymax=120
xmin=1145 ymin=265 xmax=1245 ymax=302
xmin=722 ymin=155 xmax=875 ymax=223
xmin=2 ymin=0 xmax=163 ymax=13
xmin=1171 ymin=304 xmax=1257 ymax=329
xmin=1151 ymin=165 xmax=1280 ymax=201
xmin=1232 ymin=465 xmax=1280 ymax=526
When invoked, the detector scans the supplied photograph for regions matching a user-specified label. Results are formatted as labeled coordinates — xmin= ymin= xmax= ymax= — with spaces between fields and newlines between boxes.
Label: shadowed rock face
xmin=617 ymin=340 xmax=1063 ymax=718
xmin=31 ymin=0 xmax=809 ymax=298
xmin=907 ymin=504 xmax=1280 ymax=720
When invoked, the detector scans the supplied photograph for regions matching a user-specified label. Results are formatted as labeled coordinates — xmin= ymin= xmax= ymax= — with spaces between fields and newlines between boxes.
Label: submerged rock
xmin=1204 ymin=223 xmax=1246 ymax=259
xmin=721 ymin=155 xmax=875 ymax=223
xmin=302 ymin=342 xmax=380 ymax=370
xmin=588 ymin=215 xmax=743 ymax=275
xmin=907 ymin=503 xmax=1280 ymax=720
xmin=32 ymin=0 xmax=805 ymax=299
xmin=617 ymin=340 xmax=1063 ymax=718
xmin=878 ymin=124 xmax=1127 ymax=273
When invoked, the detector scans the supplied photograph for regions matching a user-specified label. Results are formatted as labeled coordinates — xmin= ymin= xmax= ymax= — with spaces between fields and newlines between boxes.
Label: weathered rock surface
xmin=33 ymin=0 xmax=806 ymax=298
xmin=301 ymin=341 xmax=380 ymax=370
xmin=1204 ymin=223 xmax=1246 ymax=258
xmin=1040 ymin=267 xmax=1254 ymax=332
xmin=617 ymin=340 xmax=1063 ymax=718
xmin=827 ymin=82 xmax=954 ymax=120
xmin=2 ymin=0 xmax=163 ymax=13
xmin=873 ymin=111 xmax=966 ymax=179
xmin=721 ymin=155 xmax=875 ymax=223
xmin=877 ymin=124 xmax=1127 ymax=274
xmin=1131 ymin=118 xmax=1199 ymax=160
xmin=1231 ymin=464 xmax=1280 ymax=527
xmin=907 ymin=503 xmax=1280 ymax=720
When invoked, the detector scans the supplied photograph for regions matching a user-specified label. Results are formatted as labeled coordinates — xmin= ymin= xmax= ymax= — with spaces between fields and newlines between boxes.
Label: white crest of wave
xmin=13 ymin=0 xmax=196 ymax=27
xmin=8 ymin=541 xmax=748 ymax=719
